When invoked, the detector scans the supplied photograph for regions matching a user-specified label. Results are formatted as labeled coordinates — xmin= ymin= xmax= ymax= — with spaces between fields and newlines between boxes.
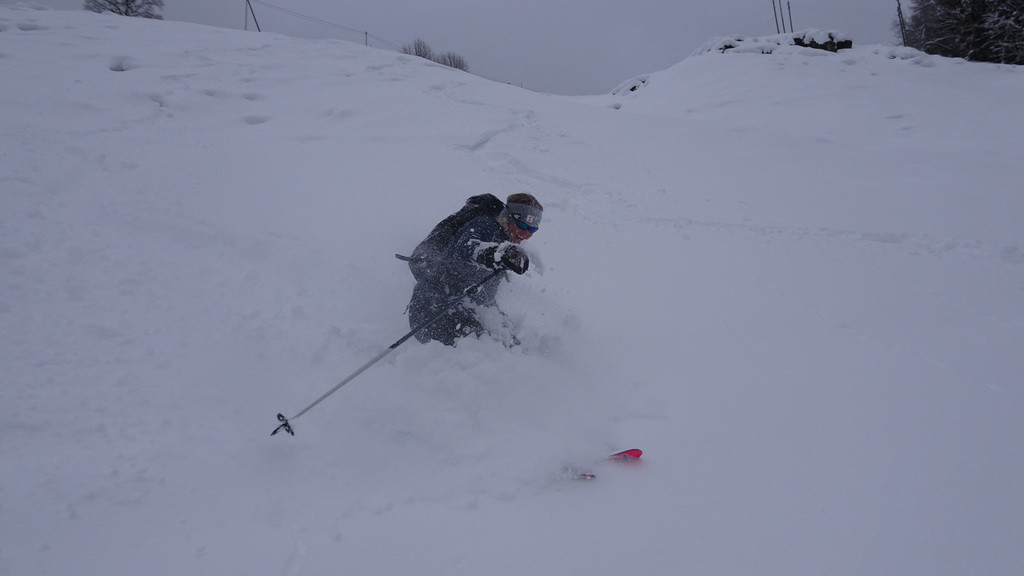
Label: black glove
xmin=474 ymin=245 xmax=500 ymax=269
xmin=500 ymin=245 xmax=529 ymax=274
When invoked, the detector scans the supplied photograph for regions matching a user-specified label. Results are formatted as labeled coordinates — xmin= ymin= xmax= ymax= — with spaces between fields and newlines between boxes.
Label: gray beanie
xmin=505 ymin=202 xmax=542 ymax=227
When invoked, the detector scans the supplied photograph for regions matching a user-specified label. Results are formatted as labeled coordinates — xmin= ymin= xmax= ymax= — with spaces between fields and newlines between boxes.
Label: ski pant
xmin=408 ymin=283 xmax=484 ymax=346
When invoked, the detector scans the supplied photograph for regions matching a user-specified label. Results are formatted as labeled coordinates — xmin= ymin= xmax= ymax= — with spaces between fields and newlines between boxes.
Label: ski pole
xmin=271 ymin=268 xmax=504 ymax=436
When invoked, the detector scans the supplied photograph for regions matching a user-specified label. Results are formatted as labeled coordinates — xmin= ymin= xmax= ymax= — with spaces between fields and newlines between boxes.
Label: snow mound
xmin=696 ymin=29 xmax=853 ymax=55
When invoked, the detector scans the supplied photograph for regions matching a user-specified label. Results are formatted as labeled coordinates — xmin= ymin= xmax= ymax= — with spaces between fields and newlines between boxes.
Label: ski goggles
xmin=514 ymin=218 xmax=539 ymax=233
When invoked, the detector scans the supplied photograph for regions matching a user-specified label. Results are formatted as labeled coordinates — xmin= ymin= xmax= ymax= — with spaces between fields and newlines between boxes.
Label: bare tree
xmin=84 ymin=0 xmax=164 ymax=19
xmin=434 ymin=51 xmax=470 ymax=72
xmin=402 ymin=38 xmax=470 ymax=72
xmin=401 ymin=38 xmax=434 ymax=60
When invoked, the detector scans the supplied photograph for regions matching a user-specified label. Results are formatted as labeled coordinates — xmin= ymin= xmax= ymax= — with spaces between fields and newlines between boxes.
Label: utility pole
xmin=772 ymin=0 xmax=781 ymax=34
xmin=896 ymin=0 xmax=908 ymax=46
xmin=244 ymin=0 xmax=261 ymax=32
xmin=787 ymin=2 xmax=794 ymax=33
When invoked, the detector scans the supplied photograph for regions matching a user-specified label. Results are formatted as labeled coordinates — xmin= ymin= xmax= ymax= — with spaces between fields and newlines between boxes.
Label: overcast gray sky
xmin=38 ymin=0 xmax=902 ymax=94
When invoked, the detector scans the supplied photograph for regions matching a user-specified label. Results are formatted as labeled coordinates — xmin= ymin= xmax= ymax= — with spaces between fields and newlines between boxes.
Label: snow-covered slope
xmin=3 ymin=6 xmax=1023 ymax=575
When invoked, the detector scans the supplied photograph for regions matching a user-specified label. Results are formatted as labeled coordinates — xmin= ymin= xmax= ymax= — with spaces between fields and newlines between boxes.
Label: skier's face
xmin=506 ymin=218 xmax=535 ymax=243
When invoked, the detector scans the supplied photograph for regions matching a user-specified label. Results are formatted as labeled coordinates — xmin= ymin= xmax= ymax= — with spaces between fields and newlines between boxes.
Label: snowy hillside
xmin=2 ymin=6 xmax=1023 ymax=575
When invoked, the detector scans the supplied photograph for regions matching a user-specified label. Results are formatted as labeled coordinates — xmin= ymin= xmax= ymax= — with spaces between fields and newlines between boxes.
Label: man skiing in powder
xmin=406 ymin=193 xmax=542 ymax=346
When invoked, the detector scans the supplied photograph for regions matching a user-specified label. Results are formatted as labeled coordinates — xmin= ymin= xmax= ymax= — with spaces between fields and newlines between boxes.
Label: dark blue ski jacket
xmin=407 ymin=215 xmax=511 ymax=344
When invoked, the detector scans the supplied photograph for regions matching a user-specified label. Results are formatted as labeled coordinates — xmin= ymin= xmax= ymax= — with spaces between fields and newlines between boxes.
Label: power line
xmin=241 ymin=1 xmax=512 ymax=87
xmin=247 ymin=0 xmax=403 ymax=50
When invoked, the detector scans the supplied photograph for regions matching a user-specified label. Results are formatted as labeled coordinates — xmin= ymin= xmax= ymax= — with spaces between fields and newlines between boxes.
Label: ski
xmin=566 ymin=449 xmax=643 ymax=480
xmin=608 ymin=448 xmax=643 ymax=462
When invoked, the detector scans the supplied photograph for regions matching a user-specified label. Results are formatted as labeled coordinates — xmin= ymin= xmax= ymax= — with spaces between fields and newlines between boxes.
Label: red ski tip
xmin=609 ymin=449 xmax=643 ymax=462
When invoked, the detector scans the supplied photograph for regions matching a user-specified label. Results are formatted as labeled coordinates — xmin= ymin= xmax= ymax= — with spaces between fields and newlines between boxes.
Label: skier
xmin=406 ymin=193 xmax=543 ymax=346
